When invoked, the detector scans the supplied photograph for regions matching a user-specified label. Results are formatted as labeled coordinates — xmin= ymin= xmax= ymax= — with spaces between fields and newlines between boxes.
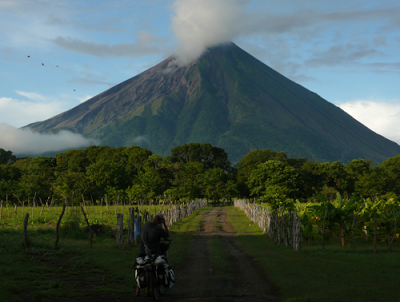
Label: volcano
xmin=27 ymin=42 xmax=400 ymax=164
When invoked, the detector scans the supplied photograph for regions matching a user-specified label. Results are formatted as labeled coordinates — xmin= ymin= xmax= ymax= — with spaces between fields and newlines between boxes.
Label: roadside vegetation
xmin=227 ymin=206 xmax=399 ymax=302
xmin=1 ymin=143 xmax=400 ymax=301
xmin=0 ymin=206 xmax=209 ymax=301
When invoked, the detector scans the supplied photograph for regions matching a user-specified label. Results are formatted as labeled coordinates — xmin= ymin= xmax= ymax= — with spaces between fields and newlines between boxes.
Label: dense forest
xmin=1 ymin=144 xmax=400 ymax=209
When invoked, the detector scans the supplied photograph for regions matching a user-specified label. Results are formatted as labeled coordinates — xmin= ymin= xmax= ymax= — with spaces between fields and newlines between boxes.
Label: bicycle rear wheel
xmin=159 ymin=286 xmax=168 ymax=295
xmin=150 ymin=272 xmax=160 ymax=301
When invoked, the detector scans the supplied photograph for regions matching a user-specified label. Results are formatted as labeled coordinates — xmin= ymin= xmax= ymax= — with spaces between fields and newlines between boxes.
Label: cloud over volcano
xmin=171 ymin=0 xmax=249 ymax=66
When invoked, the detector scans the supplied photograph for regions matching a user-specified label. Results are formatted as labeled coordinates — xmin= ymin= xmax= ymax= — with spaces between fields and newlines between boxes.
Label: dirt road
xmin=40 ymin=207 xmax=281 ymax=302
xmin=157 ymin=207 xmax=282 ymax=302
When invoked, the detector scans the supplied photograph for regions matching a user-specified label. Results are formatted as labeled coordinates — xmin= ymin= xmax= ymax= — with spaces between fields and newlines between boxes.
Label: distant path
xmin=159 ymin=207 xmax=282 ymax=302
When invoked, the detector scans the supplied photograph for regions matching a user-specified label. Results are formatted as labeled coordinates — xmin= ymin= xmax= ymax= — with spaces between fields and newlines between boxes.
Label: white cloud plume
xmin=170 ymin=0 xmax=249 ymax=66
xmin=0 ymin=123 xmax=99 ymax=155
xmin=338 ymin=100 xmax=400 ymax=144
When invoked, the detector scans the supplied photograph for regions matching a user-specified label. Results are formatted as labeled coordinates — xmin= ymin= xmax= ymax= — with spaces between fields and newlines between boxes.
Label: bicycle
xmin=137 ymin=239 xmax=172 ymax=300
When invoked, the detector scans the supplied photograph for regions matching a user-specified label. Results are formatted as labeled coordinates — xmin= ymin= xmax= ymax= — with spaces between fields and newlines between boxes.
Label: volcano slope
xmin=148 ymin=207 xmax=282 ymax=302
xmin=27 ymin=42 xmax=400 ymax=164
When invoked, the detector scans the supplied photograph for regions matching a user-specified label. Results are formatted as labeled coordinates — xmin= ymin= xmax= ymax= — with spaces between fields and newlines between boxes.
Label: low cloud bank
xmin=0 ymin=123 xmax=99 ymax=155
xmin=339 ymin=100 xmax=400 ymax=145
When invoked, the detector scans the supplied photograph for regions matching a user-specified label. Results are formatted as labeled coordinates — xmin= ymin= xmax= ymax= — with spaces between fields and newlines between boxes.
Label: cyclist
xmin=136 ymin=211 xmax=169 ymax=297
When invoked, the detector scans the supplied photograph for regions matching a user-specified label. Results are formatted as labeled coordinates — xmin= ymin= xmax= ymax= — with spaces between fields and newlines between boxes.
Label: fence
xmin=115 ymin=199 xmax=208 ymax=248
xmin=2 ymin=194 xmax=208 ymax=249
xmin=234 ymin=199 xmax=301 ymax=251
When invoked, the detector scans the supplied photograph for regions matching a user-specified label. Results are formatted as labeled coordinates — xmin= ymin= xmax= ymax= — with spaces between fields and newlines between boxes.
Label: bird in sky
xmin=27 ymin=55 xmax=30 ymax=58
xmin=42 ymin=63 xmax=44 ymax=66
xmin=73 ymin=89 xmax=76 ymax=91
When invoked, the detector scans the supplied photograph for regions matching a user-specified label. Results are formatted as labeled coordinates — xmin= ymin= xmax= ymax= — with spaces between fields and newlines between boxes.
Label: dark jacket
xmin=139 ymin=221 xmax=169 ymax=255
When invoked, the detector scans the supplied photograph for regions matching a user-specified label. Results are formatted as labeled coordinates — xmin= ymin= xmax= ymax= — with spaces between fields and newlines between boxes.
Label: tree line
xmin=1 ymin=144 xmax=400 ymax=209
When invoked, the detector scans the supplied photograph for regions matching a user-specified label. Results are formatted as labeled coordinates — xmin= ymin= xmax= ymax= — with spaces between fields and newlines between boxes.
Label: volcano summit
xmin=27 ymin=42 xmax=400 ymax=163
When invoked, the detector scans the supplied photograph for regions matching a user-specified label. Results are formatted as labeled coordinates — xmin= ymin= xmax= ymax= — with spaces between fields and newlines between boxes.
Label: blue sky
xmin=1 ymin=0 xmax=400 ymax=154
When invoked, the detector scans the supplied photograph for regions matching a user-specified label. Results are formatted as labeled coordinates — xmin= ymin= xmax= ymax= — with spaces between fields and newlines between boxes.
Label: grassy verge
xmin=226 ymin=206 xmax=400 ymax=302
xmin=0 ymin=206 xmax=210 ymax=301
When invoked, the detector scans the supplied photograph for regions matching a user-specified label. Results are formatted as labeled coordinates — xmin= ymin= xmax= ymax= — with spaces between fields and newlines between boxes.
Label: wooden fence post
xmin=101 ymin=198 xmax=103 ymax=218
xmin=105 ymin=195 xmax=109 ymax=215
xmin=32 ymin=193 xmax=36 ymax=219
xmin=293 ymin=211 xmax=301 ymax=251
xmin=23 ymin=213 xmax=30 ymax=248
xmin=117 ymin=214 xmax=124 ymax=248
xmin=91 ymin=195 xmax=95 ymax=216
xmin=127 ymin=208 xmax=132 ymax=245
xmin=81 ymin=206 xmax=94 ymax=247
xmin=322 ymin=205 xmax=328 ymax=252
xmin=115 ymin=196 xmax=119 ymax=216
xmin=55 ymin=205 xmax=66 ymax=248
xmin=6 ymin=194 xmax=10 ymax=218
xmin=39 ymin=198 xmax=45 ymax=216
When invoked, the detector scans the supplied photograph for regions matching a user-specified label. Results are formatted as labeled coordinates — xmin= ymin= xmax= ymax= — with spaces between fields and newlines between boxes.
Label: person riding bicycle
xmin=136 ymin=211 xmax=169 ymax=297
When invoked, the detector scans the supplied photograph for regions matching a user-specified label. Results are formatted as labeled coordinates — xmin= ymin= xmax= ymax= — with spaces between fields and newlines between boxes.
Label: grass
xmin=0 ymin=205 xmax=210 ymax=301
xmin=0 ymin=203 xmax=172 ymax=229
xmin=226 ymin=205 xmax=400 ymax=302
xmin=207 ymin=235 xmax=233 ymax=281
xmin=166 ymin=206 xmax=211 ymax=267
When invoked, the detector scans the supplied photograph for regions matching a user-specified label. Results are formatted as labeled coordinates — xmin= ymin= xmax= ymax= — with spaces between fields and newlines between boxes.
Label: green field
xmin=0 ymin=205 xmax=209 ymax=301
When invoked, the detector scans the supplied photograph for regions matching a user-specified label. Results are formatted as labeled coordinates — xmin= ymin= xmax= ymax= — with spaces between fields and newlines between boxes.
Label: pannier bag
xmin=157 ymin=265 xmax=167 ymax=286
xmin=166 ymin=267 xmax=175 ymax=288
xmin=135 ymin=267 xmax=148 ymax=288
xmin=135 ymin=257 xmax=149 ymax=288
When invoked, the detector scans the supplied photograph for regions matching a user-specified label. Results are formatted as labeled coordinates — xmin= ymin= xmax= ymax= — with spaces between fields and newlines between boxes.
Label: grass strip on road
xmin=166 ymin=206 xmax=211 ymax=268
xmin=226 ymin=206 xmax=400 ymax=302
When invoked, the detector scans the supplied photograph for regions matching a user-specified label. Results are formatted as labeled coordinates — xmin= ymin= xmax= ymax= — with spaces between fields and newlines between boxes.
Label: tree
xmin=247 ymin=160 xmax=299 ymax=209
xmin=345 ymin=158 xmax=372 ymax=195
xmin=200 ymin=167 xmax=227 ymax=202
xmin=52 ymin=170 xmax=88 ymax=199
xmin=0 ymin=148 xmax=16 ymax=165
xmin=164 ymin=161 xmax=204 ymax=202
xmin=13 ymin=157 xmax=57 ymax=200
xmin=381 ymin=154 xmax=400 ymax=195
xmin=355 ymin=166 xmax=388 ymax=200
xmin=171 ymin=143 xmax=230 ymax=170
xmin=0 ymin=165 xmax=21 ymax=200
xmin=236 ymin=149 xmax=288 ymax=197
xmin=298 ymin=160 xmax=325 ymax=201
xmin=127 ymin=155 xmax=171 ymax=202
xmin=86 ymin=159 xmax=126 ymax=199
xmin=320 ymin=161 xmax=350 ymax=197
